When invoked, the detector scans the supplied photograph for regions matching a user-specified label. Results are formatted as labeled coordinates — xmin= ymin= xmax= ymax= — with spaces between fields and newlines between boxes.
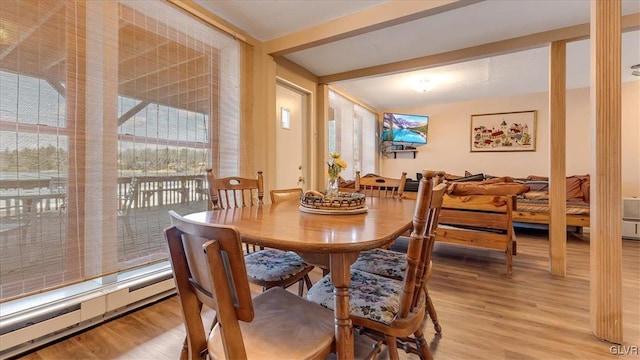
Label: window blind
xmin=0 ymin=0 xmax=240 ymax=301
xmin=328 ymin=89 xmax=378 ymax=179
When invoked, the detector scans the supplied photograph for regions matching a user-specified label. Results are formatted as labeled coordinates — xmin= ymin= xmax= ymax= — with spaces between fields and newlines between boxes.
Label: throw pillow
xmin=451 ymin=173 xmax=484 ymax=183
xmin=527 ymin=175 xmax=549 ymax=181
xmin=566 ymin=176 xmax=584 ymax=202
xmin=580 ymin=175 xmax=590 ymax=203
xmin=446 ymin=182 xmax=530 ymax=196
xmin=525 ymin=180 xmax=549 ymax=192
xmin=523 ymin=191 xmax=550 ymax=200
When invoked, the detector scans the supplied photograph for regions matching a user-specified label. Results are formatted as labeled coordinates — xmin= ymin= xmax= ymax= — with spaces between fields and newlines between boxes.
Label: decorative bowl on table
xmin=300 ymin=190 xmax=366 ymax=213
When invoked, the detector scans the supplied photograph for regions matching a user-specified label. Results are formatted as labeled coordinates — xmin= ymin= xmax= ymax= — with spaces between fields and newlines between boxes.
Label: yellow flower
xmin=327 ymin=152 xmax=346 ymax=179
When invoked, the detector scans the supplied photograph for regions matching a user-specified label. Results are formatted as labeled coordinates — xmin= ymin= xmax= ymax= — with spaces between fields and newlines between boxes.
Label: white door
xmin=275 ymin=82 xmax=308 ymax=190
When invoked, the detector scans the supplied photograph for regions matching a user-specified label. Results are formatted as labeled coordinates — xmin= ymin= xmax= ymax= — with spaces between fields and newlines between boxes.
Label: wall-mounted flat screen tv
xmin=382 ymin=112 xmax=428 ymax=145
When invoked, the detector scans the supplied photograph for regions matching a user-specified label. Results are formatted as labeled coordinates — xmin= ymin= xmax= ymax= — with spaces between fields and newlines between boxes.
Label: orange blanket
xmin=446 ymin=182 xmax=530 ymax=196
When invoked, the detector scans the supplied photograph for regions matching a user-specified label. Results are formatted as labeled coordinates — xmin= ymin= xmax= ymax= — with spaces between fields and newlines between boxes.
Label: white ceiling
xmin=194 ymin=0 xmax=640 ymax=110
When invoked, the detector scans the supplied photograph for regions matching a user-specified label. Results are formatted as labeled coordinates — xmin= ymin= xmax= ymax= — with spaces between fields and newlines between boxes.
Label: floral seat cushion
xmin=244 ymin=249 xmax=310 ymax=282
xmin=351 ymin=248 xmax=406 ymax=280
xmin=306 ymin=269 xmax=403 ymax=325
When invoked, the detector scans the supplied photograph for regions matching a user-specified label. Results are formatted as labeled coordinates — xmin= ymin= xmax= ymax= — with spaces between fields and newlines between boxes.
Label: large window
xmin=328 ymin=89 xmax=378 ymax=179
xmin=0 ymin=0 xmax=240 ymax=301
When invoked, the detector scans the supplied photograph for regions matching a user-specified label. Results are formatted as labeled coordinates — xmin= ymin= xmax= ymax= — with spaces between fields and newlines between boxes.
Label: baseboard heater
xmin=0 ymin=266 xmax=176 ymax=358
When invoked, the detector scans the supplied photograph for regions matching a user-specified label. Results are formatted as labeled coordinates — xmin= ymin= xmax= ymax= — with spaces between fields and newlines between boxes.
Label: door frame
xmin=275 ymin=78 xmax=314 ymax=192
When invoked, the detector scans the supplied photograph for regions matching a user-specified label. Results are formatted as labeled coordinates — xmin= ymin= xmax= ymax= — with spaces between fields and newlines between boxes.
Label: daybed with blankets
xmin=341 ymin=172 xmax=591 ymax=231
xmin=404 ymin=172 xmax=591 ymax=230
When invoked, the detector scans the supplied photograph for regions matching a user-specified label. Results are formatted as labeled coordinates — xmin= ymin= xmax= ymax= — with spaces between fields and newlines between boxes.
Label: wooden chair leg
xmin=385 ymin=335 xmax=400 ymax=360
xmin=506 ymin=243 xmax=513 ymax=277
xmin=123 ymin=216 xmax=134 ymax=239
xmin=297 ymin=278 xmax=304 ymax=296
xmin=180 ymin=336 xmax=189 ymax=360
xmin=413 ymin=328 xmax=433 ymax=360
xmin=303 ymin=274 xmax=313 ymax=290
xmin=425 ymin=288 xmax=442 ymax=334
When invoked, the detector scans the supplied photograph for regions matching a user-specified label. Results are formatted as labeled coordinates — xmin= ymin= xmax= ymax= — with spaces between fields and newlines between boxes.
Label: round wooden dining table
xmin=184 ymin=196 xmax=417 ymax=360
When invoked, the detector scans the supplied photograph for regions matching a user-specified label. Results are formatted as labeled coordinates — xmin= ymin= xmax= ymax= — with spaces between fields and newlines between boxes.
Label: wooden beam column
xmin=589 ymin=0 xmax=623 ymax=344
xmin=548 ymin=41 xmax=567 ymax=276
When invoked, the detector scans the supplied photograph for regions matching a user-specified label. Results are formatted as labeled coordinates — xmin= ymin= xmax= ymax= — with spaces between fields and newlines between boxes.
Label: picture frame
xmin=470 ymin=110 xmax=537 ymax=152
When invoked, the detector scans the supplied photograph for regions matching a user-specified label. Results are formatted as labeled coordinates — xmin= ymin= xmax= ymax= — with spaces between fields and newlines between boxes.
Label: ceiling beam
xmin=119 ymin=38 xmax=173 ymax=64
xmin=42 ymin=54 xmax=66 ymax=74
xmin=118 ymin=54 xmax=207 ymax=87
xmin=117 ymin=101 xmax=150 ymax=127
xmin=318 ymin=12 xmax=640 ymax=84
xmin=264 ymin=0 xmax=484 ymax=56
xmin=45 ymin=79 xmax=66 ymax=98
xmin=134 ymin=73 xmax=210 ymax=98
xmin=0 ymin=2 xmax=64 ymax=61
xmin=166 ymin=0 xmax=255 ymax=45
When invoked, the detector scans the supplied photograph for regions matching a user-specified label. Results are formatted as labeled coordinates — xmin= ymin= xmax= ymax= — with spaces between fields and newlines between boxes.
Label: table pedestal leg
xmin=330 ymin=253 xmax=355 ymax=360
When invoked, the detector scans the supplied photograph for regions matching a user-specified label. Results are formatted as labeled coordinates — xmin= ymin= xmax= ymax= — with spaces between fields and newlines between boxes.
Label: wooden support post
xmin=549 ymin=40 xmax=567 ymax=276
xmin=589 ymin=0 xmax=623 ymax=344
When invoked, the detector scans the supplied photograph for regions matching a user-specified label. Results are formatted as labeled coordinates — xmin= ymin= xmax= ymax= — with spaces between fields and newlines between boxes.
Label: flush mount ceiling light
xmin=632 ymin=64 xmax=640 ymax=77
xmin=0 ymin=20 xmax=18 ymax=46
xmin=413 ymin=78 xmax=436 ymax=93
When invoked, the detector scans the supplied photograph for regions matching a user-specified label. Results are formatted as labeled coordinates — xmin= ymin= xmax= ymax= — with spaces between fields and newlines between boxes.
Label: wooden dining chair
xmin=206 ymin=169 xmax=314 ymax=296
xmin=206 ymin=169 xmax=265 ymax=210
xmin=0 ymin=204 xmax=29 ymax=248
xmin=307 ymin=170 xmax=446 ymax=360
xmin=354 ymin=171 xmax=408 ymax=252
xmin=206 ymin=169 xmax=263 ymax=253
xmin=355 ymin=171 xmax=407 ymax=198
xmin=165 ymin=211 xmax=335 ymax=360
xmin=118 ymin=178 xmax=138 ymax=239
xmin=269 ymin=187 xmax=314 ymax=294
xmin=351 ymin=171 xmax=446 ymax=334
xmin=269 ymin=187 xmax=303 ymax=203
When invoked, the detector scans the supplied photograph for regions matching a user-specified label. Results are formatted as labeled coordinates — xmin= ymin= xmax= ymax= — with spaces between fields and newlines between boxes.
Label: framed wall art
xmin=470 ymin=110 xmax=537 ymax=152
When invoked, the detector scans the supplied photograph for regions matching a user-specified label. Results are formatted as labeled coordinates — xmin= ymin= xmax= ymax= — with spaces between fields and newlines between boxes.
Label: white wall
xmin=381 ymin=81 xmax=640 ymax=197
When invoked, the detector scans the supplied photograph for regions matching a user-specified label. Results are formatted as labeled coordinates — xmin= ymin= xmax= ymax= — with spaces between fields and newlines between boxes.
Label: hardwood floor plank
xmin=19 ymin=229 xmax=640 ymax=359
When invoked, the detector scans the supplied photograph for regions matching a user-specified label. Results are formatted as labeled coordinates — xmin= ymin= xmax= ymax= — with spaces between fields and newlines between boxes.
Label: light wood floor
xmin=19 ymin=229 xmax=640 ymax=360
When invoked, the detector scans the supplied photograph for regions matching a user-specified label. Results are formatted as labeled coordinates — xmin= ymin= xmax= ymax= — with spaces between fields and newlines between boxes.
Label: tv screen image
xmin=382 ymin=113 xmax=428 ymax=145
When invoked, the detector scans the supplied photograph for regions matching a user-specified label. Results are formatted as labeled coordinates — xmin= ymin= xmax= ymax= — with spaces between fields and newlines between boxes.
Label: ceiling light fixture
xmin=0 ymin=20 xmax=17 ymax=46
xmin=632 ymin=64 xmax=640 ymax=77
xmin=413 ymin=78 xmax=436 ymax=93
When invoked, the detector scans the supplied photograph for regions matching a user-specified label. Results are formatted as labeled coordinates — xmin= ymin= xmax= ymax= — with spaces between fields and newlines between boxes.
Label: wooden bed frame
xmin=434 ymin=194 xmax=516 ymax=276
xmin=512 ymin=210 xmax=590 ymax=228
xmin=404 ymin=190 xmax=590 ymax=229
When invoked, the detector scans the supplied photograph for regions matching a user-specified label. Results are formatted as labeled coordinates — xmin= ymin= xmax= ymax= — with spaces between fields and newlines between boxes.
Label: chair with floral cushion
xmin=206 ymin=169 xmax=314 ymax=296
xmin=165 ymin=211 xmax=335 ymax=359
xmin=269 ymin=188 xmax=313 ymax=293
xmin=355 ymin=170 xmax=407 ymax=199
xmin=307 ymin=170 xmax=446 ymax=359
xmin=351 ymin=171 xmax=446 ymax=334
xmin=355 ymin=171 xmax=408 ymax=252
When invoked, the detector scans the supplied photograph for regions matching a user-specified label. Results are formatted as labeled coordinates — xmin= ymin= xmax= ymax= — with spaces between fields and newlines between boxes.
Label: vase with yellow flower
xmin=326 ymin=152 xmax=347 ymax=197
